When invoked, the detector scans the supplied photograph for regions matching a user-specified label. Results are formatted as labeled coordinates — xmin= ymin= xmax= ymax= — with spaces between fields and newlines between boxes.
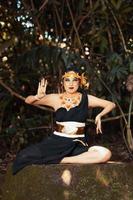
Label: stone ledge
xmin=2 ymin=163 xmax=133 ymax=200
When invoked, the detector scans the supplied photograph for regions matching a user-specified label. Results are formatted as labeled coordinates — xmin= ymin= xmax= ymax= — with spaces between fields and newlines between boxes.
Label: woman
xmin=12 ymin=70 xmax=116 ymax=175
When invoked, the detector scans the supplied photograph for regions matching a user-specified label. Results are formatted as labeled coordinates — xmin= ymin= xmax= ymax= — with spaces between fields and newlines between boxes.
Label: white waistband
xmin=53 ymin=131 xmax=84 ymax=138
xmin=56 ymin=121 xmax=85 ymax=127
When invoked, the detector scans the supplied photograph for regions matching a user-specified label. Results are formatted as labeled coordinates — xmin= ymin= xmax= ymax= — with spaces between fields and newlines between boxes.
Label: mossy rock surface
xmin=2 ymin=163 xmax=133 ymax=200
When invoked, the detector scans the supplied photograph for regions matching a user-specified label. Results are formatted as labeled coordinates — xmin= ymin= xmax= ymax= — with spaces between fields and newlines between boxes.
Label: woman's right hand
xmin=36 ymin=78 xmax=48 ymax=100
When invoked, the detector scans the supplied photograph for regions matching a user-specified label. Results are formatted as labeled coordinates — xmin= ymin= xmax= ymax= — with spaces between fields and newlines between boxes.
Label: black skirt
xmin=12 ymin=134 xmax=89 ymax=175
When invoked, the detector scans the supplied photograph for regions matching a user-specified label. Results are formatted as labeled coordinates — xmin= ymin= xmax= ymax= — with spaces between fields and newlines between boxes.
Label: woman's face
xmin=63 ymin=71 xmax=80 ymax=94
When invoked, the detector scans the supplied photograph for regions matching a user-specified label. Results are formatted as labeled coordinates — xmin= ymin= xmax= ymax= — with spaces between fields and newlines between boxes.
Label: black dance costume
xmin=13 ymin=92 xmax=89 ymax=175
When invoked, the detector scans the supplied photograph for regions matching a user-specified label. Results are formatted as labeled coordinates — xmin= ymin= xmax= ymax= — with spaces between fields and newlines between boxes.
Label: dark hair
xmin=65 ymin=63 xmax=85 ymax=75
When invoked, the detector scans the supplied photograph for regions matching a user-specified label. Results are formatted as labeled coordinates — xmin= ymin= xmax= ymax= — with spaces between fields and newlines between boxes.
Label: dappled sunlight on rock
xmin=63 ymin=190 xmax=70 ymax=200
xmin=61 ymin=169 xmax=72 ymax=186
xmin=96 ymin=168 xmax=110 ymax=187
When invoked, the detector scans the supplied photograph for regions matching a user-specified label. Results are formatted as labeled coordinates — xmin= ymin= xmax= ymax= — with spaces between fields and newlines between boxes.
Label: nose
xmin=69 ymin=80 xmax=73 ymax=85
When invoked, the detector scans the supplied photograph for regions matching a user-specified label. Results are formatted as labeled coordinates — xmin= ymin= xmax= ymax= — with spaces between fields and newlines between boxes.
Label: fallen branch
xmin=0 ymin=79 xmax=53 ymax=112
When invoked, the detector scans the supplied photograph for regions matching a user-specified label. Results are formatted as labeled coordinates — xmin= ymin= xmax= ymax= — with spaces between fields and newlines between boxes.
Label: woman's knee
xmin=101 ymin=148 xmax=112 ymax=162
xmin=88 ymin=146 xmax=112 ymax=163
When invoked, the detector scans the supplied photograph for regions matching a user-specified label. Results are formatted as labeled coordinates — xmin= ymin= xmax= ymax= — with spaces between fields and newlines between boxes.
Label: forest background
xmin=0 ymin=0 xmax=133 ymax=173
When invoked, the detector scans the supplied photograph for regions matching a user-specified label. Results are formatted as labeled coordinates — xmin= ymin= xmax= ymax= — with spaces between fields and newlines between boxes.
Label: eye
xmin=64 ymin=78 xmax=70 ymax=82
xmin=73 ymin=78 xmax=79 ymax=81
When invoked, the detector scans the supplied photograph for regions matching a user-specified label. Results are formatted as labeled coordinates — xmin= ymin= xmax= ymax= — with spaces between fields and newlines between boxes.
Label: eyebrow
xmin=64 ymin=77 xmax=79 ymax=80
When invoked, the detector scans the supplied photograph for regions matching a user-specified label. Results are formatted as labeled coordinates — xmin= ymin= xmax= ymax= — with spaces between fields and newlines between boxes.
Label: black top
xmin=55 ymin=92 xmax=89 ymax=123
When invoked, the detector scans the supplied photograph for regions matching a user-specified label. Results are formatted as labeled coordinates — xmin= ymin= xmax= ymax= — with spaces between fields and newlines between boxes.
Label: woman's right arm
xmin=25 ymin=94 xmax=58 ymax=109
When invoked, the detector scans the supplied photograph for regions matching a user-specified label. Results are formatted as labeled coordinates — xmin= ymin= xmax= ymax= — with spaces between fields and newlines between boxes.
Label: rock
xmin=2 ymin=163 xmax=133 ymax=200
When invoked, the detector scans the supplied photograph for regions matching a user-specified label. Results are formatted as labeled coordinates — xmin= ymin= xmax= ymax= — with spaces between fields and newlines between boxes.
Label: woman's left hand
xmin=95 ymin=114 xmax=102 ymax=134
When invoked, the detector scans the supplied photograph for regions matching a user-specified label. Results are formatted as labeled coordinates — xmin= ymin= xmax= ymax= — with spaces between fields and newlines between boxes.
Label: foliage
xmin=0 ymin=0 xmax=133 ymax=154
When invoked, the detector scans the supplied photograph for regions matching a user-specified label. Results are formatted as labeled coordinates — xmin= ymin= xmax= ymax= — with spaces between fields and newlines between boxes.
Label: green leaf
xmin=129 ymin=61 xmax=133 ymax=73
xmin=110 ymin=0 xmax=122 ymax=10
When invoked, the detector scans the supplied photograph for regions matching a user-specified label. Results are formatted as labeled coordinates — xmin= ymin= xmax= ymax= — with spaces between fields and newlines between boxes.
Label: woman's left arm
xmin=88 ymin=95 xmax=116 ymax=134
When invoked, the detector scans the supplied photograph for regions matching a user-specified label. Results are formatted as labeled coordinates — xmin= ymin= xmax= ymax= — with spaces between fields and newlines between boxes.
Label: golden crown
xmin=62 ymin=71 xmax=89 ymax=89
xmin=62 ymin=71 xmax=81 ymax=79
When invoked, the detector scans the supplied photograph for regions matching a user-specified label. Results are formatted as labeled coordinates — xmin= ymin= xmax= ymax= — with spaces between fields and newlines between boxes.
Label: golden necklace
xmin=60 ymin=92 xmax=81 ymax=110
